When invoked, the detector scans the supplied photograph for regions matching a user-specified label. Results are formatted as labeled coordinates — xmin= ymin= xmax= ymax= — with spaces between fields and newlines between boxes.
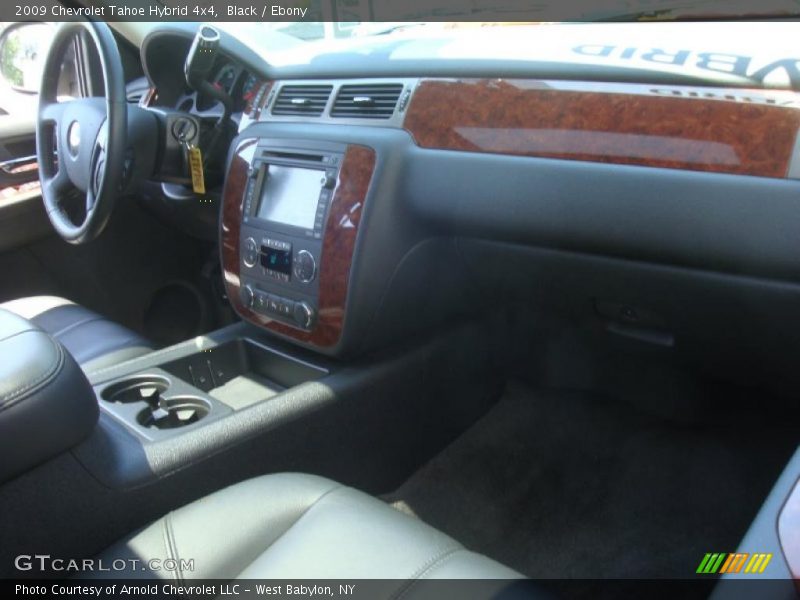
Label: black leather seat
xmin=0 ymin=296 xmax=151 ymax=372
xmin=95 ymin=473 xmax=526 ymax=585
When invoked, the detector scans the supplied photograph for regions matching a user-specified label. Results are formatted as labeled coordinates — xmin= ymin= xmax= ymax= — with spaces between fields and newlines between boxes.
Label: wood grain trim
xmin=0 ymin=159 xmax=40 ymax=201
xmin=404 ymin=79 xmax=800 ymax=178
xmin=221 ymin=141 xmax=376 ymax=348
xmin=138 ymin=87 xmax=157 ymax=108
xmin=778 ymin=477 xmax=800 ymax=583
xmin=0 ymin=180 xmax=40 ymax=203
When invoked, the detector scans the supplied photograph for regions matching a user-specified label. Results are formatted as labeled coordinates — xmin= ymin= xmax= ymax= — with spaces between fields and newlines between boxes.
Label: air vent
xmin=126 ymin=91 xmax=145 ymax=104
xmin=331 ymin=84 xmax=404 ymax=119
xmin=126 ymin=77 xmax=151 ymax=105
xmin=271 ymin=84 xmax=332 ymax=116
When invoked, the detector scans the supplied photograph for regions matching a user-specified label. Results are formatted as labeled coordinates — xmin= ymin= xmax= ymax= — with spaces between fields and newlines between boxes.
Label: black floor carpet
xmin=387 ymin=381 xmax=797 ymax=579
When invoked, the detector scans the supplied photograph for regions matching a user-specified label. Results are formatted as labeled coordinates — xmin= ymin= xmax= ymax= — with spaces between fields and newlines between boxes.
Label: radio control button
xmin=277 ymin=298 xmax=293 ymax=317
xmin=243 ymin=237 xmax=258 ymax=268
xmin=241 ymin=285 xmax=255 ymax=308
xmin=254 ymin=291 xmax=268 ymax=312
xmin=294 ymin=250 xmax=316 ymax=284
xmin=266 ymin=296 xmax=280 ymax=314
xmin=293 ymin=301 xmax=315 ymax=329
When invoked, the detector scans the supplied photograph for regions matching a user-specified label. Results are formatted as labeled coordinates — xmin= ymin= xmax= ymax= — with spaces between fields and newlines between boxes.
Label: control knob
xmin=293 ymin=301 xmax=315 ymax=329
xmin=241 ymin=284 xmax=255 ymax=308
xmin=243 ymin=237 xmax=258 ymax=268
xmin=294 ymin=250 xmax=316 ymax=283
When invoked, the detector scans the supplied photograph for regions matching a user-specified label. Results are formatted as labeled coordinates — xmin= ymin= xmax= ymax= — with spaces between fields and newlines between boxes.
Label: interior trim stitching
xmin=160 ymin=517 xmax=172 ymax=580
xmin=0 ymin=323 xmax=37 ymax=342
xmin=392 ymin=547 xmax=464 ymax=600
xmin=162 ymin=512 xmax=184 ymax=583
xmin=0 ymin=338 xmax=65 ymax=410
xmin=49 ymin=315 xmax=104 ymax=338
xmin=233 ymin=483 xmax=344 ymax=579
xmin=0 ymin=328 xmax=39 ymax=344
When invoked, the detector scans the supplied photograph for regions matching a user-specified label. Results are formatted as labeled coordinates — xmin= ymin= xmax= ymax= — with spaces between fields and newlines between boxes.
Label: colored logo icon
xmin=696 ymin=552 xmax=772 ymax=574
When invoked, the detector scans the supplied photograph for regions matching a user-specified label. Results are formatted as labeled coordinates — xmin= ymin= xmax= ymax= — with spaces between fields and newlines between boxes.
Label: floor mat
xmin=387 ymin=381 xmax=797 ymax=579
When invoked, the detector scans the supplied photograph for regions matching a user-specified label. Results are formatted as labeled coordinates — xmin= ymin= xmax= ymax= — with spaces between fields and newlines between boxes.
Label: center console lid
xmin=0 ymin=309 xmax=97 ymax=483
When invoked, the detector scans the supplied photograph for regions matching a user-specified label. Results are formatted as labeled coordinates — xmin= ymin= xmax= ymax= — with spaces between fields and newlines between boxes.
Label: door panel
xmin=0 ymin=116 xmax=48 ymax=252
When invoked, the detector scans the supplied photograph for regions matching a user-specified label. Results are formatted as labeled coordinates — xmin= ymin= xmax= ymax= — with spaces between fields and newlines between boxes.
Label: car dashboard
xmin=135 ymin=25 xmax=800 ymax=371
xmin=3 ymin=20 xmax=800 ymax=588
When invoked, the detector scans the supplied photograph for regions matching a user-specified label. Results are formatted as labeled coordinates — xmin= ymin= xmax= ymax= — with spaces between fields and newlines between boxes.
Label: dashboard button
xmin=278 ymin=298 xmax=293 ymax=317
xmin=254 ymin=291 xmax=268 ymax=312
xmin=240 ymin=285 xmax=254 ymax=308
xmin=243 ymin=237 xmax=258 ymax=268
xmin=293 ymin=301 xmax=315 ymax=329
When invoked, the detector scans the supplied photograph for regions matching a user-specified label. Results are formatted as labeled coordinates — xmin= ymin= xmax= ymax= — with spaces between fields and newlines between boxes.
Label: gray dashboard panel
xmin=401 ymin=147 xmax=800 ymax=282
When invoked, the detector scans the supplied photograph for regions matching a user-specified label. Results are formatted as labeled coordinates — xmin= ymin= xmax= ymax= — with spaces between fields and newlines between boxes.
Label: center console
xmin=95 ymin=337 xmax=327 ymax=442
xmin=221 ymin=138 xmax=376 ymax=350
xmin=65 ymin=134 xmax=379 ymax=486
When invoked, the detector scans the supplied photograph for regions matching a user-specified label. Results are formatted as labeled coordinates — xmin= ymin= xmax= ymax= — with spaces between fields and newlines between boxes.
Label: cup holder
xmin=102 ymin=376 xmax=170 ymax=404
xmin=98 ymin=369 xmax=230 ymax=438
xmin=136 ymin=396 xmax=211 ymax=430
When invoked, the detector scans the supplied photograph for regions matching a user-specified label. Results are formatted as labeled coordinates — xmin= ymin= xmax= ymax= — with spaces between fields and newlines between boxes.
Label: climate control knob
xmin=241 ymin=284 xmax=255 ymax=308
xmin=294 ymin=250 xmax=316 ymax=283
xmin=243 ymin=237 xmax=258 ymax=268
xmin=293 ymin=301 xmax=315 ymax=329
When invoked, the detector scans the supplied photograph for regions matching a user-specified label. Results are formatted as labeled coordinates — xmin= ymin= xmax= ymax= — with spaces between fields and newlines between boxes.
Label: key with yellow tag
xmin=186 ymin=143 xmax=206 ymax=195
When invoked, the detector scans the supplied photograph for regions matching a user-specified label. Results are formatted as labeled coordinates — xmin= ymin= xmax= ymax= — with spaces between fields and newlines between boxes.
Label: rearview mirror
xmin=0 ymin=22 xmax=53 ymax=93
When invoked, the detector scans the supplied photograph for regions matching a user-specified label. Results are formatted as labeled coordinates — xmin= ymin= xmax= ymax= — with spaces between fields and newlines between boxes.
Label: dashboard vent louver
xmin=271 ymin=84 xmax=333 ymax=116
xmin=331 ymin=84 xmax=404 ymax=119
xmin=126 ymin=89 xmax=148 ymax=104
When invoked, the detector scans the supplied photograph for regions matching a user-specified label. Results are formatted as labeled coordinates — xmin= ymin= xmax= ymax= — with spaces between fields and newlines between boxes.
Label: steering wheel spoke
xmin=89 ymin=138 xmax=105 ymax=192
xmin=42 ymin=167 xmax=72 ymax=205
xmin=86 ymin=146 xmax=105 ymax=214
xmin=39 ymin=101 xmax=67 ymax=124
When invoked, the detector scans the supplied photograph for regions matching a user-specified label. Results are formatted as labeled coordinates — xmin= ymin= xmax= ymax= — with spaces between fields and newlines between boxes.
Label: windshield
xmin=256 ymin=0 xmax=800 ymax=42
xmin=228 ymin=20 xmax=800 ymax=89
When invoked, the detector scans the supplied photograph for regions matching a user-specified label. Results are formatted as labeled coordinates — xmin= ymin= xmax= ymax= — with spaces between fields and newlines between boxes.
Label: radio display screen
xmin=260 ymin=246 xmax=292 ymax=275
xmin=255 ymin=165 xmax=323 ymax=230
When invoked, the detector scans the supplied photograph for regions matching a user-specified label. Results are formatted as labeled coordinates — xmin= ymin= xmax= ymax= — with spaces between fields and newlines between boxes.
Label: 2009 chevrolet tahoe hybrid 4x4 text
xmin=0 ymin=4 xmax=799 ymax=598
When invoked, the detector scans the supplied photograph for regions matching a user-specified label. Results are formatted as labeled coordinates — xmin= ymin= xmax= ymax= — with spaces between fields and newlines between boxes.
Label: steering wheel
xmin=36 ymin=22 xmax=127 ymax=244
